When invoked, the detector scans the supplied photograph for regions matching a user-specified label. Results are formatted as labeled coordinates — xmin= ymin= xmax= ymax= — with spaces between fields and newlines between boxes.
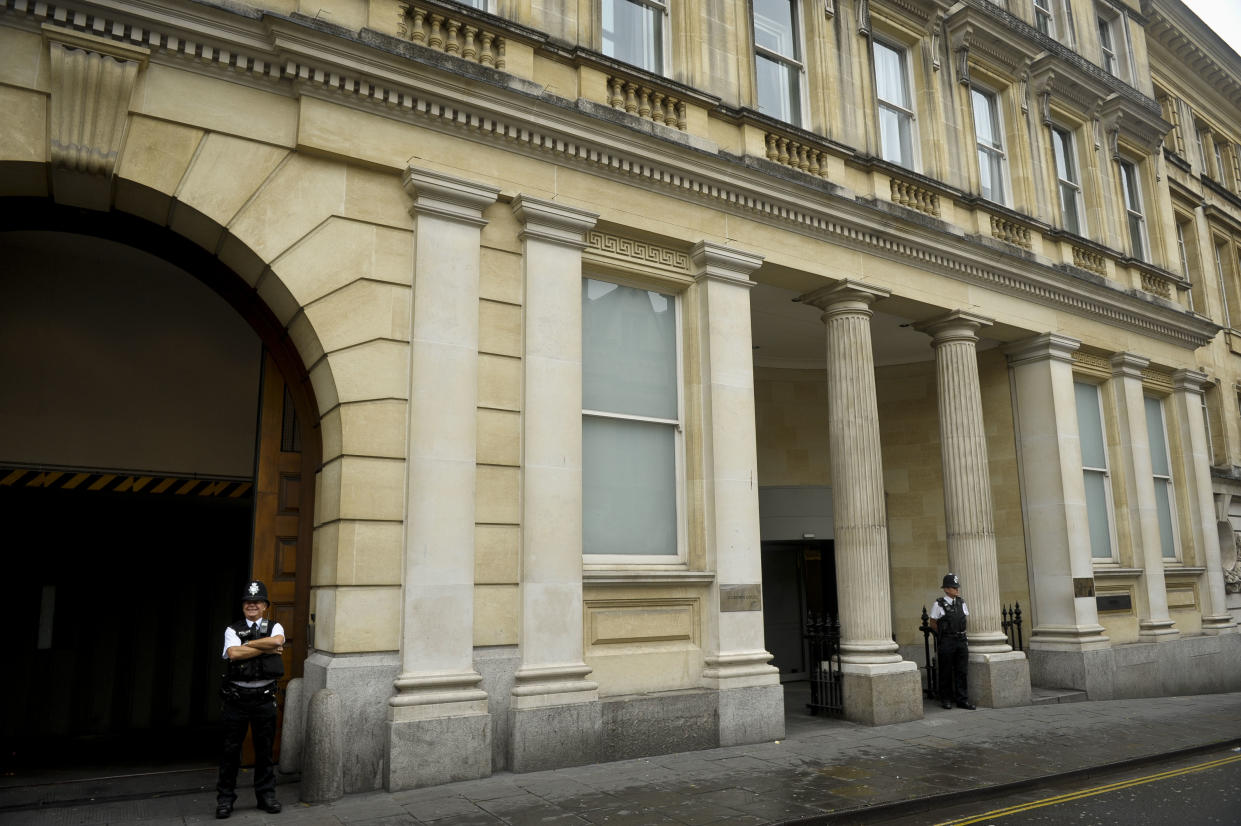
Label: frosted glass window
xmin=1144 ymin=396 xmax=1177 ymax=559
xmin=583 ymin=417 xmax=677 ymax=555
xmin=602 ymin=0 xmax=665 ymax=74
xmin=582 ymin=278 xmax=681 ymax=558
xmin=1076 ymin=381 xmax=1115 ymax=559
xmin=873 ymin=40 xmax=915 ymax=168
xmin=583 ymin=280 xmax=677 ymax=419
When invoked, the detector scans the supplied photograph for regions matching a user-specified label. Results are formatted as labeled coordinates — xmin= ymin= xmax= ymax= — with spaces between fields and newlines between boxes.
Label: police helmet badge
xmin=242 ymin=580 xmax=270 ymax=603
xmin=942 ymin=573 xmax=960 ymax=589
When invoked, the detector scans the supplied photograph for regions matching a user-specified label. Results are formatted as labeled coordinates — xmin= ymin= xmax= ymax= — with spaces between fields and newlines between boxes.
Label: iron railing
xmin=920 ymin=602 xmax=1025 ymax=700
xmin=804 ymin=612 xmax=843 ymax=717
xmin=1002 ymin=602 xmax=1025 ymax=651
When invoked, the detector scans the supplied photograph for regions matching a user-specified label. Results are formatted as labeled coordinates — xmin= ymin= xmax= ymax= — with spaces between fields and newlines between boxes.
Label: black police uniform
xmin=932 ymin=573 xmax=974 ymax=710
xmin=216 ymin=581 xmax=284 ymax=818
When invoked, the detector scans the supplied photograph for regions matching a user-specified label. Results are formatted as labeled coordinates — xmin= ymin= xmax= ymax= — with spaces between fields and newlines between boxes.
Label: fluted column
xmin=1170 ymin=370 xmax=1237 ymax=634
xmin=690 ymin=242 xmax=784 ymax=745
xmin=508 ymin=195 xmax=602 ymax=771
xmin=916 ymin=312 xmax=1009 ymax=653
xmin=1110 ymin=353 xmax=1177 ymax=642
xmin=386 ymin=167 xmax=498 ymax=790
xmin=800 ymin=281 xmax=920 ymax=724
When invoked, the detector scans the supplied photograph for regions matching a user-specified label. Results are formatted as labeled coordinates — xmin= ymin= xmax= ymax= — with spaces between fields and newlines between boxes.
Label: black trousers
xmin=216 ymin=684 xmax=278 ymax=806
xmin=937 ymin=637 xmax=970 ymax=705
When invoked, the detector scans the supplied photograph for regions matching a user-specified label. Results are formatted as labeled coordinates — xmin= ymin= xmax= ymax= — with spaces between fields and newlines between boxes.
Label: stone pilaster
xmin=508 ymin=195 xmax=603 ymax=771
xmin=916 ymin=312 xmax=1029 ymax=708
xmin=1006 ymin=335 xmax=1110 ymax=696
xmin=386 ymin=167 xmax=499 ymax=791
xmin=800 ymin=280 xmax=921 ymax=725
xmin=691 ymin=242 xmax=784 ymax=746
xmin=1110 ymin=353 xmax=1178 ymax=642
xmin=1171 ymin=370 xmax=1237 ymax=634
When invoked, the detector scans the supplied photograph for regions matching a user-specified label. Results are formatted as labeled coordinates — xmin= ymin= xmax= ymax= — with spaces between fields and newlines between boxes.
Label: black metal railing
xmin=919 ymin=606 xmax=939 ymax=699
xmin=804 ymin=612 xmax=843 ymax=717
xmin=1002 ymin=602 xmax=1024 ymax=651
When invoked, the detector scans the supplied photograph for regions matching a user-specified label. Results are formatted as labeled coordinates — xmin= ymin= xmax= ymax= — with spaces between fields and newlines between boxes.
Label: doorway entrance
xmin=0 ymin=209 xmax=318 ymax=778
xmin=760 ymin=540 xmax=837 ymax=680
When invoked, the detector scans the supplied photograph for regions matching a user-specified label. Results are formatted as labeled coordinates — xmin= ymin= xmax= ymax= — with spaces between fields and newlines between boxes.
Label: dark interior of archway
xmin=1 ymin=484 xmax=251 ymax=770
xmin=0 ymin=198 xmax=318 ymax=777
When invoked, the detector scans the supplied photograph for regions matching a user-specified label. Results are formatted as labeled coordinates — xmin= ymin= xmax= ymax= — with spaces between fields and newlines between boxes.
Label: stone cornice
xmin=511 ymin=196 xmax=599 ymax=248
xmin=6 ymin=0 xmax=1220 ymax=350
xmin=1144 ymin=0 xmax=1241 ymax=110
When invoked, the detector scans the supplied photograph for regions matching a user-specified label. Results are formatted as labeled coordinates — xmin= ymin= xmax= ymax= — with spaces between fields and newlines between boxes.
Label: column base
xmin=385 ymin=709 xmax=492 ymax=791
xmin=1137 ymin=619 xmax=1180 ymax=642
xmin=967 ymin=650 xmax=1031 ymax=708
xmin=509 ymin=698 xmax=602 ymax=772
xmin=1026 ymin=646 xmax=1116 ymax=699
xmin=302 ymin=651 xmax=400 ymax=794
xmin=841 ymin=661 xmax=922 ymax=725
xmin=1200 ymin=614 xmax=1238 ymax=635
xmin=719 ymin=683 xmax=785 ymax=746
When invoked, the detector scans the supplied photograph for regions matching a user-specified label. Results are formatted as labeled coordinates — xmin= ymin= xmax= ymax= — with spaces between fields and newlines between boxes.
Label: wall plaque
xmin=1073 ymin=577 xmax=1096 ymax=598
xmin=1096 ymin=593 xmax=1133 ymax=612
xmin=719 ymin=584 xmax=762 ymax=612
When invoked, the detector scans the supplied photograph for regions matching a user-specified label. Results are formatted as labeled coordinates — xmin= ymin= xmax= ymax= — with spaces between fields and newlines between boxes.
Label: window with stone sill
xmin=1035 ymin=0 xmax=1076 ymax=46
xmin=459 ymin=0 xmax=490 ymax=10
xmin=1212 ymin=239 xmax=1240 ymax=331
xmin=1095 ymin=5 xmax=1130 ymax=81
xmin=1052 ymin=126 xmax=1084 ymax=236
xmin=872 ymin=38 xmax=917 ymax=170
xmin=582 ymin=277 xmax=686 ymax=563
xmin=1076 ymin=380 xmax=1119 ymax=562
xmin=1144 ymin=395 xmax=1180 ymax=562
xmin=1175 ymin=213 xmax=1203 ymax=314
xmin=753 ymin=0 xmax=805 ymax=126
xmin=602 ymin=0 xmax=668 ymax=75
xmin=971 ymin=85 xmax=1009 ymax=205
xmin=1117 ymin=158 xmax=1148 ymax=262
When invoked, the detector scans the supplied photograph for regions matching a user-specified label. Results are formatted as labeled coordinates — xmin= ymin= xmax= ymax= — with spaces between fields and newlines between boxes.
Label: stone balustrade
xmin=890 ymin=177 xmax=940 ymax=217
xmin=606 ymin=77 xmax=687 ymax=130
xmin=1140 ymin=270 xmax=1173 ymax=298
xmin=401 ymin=3 xmax=506 ymax=70
xmin=1072 ymin=245 xmax=1107 ymax=276
xmin=764 ymin=133 xmax=829 ymax=178
xmin=990 ymin=214 xmax=1032 ymax=249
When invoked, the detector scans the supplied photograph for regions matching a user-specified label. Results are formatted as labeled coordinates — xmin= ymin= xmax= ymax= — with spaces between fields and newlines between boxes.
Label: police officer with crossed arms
xmin=216 ymin=580 xmax=285 ymax=819
xmin=928 ymin=573 xmax=976 ymax=711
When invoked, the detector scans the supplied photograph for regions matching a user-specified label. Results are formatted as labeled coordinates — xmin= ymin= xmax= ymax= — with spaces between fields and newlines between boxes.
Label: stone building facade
xmin=2 ymin=0 xmax=1239 ymax=796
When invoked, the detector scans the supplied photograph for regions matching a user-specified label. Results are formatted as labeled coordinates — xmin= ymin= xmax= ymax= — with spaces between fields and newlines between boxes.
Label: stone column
xmin=508 ymin=196 xmax=602 ymax=771
xmin=691 ymin=242 xmax=785 ymax=746
xmin=386 ymin=168 xmax=499 ymax=790
xmin=1005 ymin=335 xmax=1111 ymax=697
xmin=1109 ymin=353 xmax=1178 ymax=642
xmin=916 ymin=312 xmax=1030 ymax=707
xmin=800 ymin=280 xmax=921 ymax=725
xmin=1171 ymin=370 xmax=1237 ymax=634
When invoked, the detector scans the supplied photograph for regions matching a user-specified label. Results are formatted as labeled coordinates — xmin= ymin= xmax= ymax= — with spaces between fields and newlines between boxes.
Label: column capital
xmin=511 ymin=195 xmax=599 ymax=248
xmin=913 ymin=310 xmax=994 ymax=345
xmin=402 ymin=166 xmax=499 ymax=226
xmin=1004 ymin=332 xmax=1080 ymax=367
xmin=690 ymin=241 xmax=763 ymax=287
xmin=1109 ymin=351 xmax=1151 ymax=379
xmin=1171 ymin=368 xmax=1210 ymax=393
xmin=798 ymin=279 xmax=891 ymax=316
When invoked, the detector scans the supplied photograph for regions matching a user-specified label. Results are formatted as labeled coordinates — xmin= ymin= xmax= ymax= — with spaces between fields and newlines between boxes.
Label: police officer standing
xmin=928 ymin=573 xmax=976 ymax=711
xmin=216 ymin=580 xmax=285 ymax=819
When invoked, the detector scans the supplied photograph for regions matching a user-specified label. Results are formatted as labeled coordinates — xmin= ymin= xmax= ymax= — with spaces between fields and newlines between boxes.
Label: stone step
xmin=1030 ymin=686 xmax=1089 ymax=705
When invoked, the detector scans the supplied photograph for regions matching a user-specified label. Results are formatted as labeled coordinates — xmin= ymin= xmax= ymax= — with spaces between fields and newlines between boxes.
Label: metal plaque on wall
xmin=719 ymin=584 xmax=762 ymax=612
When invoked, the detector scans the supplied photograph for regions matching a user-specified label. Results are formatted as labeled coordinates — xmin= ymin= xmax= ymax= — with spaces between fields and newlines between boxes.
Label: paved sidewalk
xmin=4 ymin=691 xmax=1241 ymax=825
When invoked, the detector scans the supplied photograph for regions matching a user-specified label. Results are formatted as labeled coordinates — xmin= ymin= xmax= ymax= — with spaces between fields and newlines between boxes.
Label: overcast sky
xmin=1181 ymin=0 xmax=1241 ymax=56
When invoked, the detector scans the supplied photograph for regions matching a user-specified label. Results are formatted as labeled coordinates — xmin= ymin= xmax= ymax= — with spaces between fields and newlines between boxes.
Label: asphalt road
xmin=870 ymin=745 xmax=1241 ymax=825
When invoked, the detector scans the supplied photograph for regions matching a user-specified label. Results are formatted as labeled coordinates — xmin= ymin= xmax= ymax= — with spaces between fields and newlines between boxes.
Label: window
xmin=1118 ymin=160 xmax=1147 ymax=261
xmin=582 ymin=278 xmax=683 ymax=559
xmin=1097 ymin=14 xmax=1117 ymax=75
xmin=1144 ymin=396 xmax=1179 ymax=560
xmin=1195 ymin=125 xmax=1208 ymax=172
xmin=1076 ymin=381 xmax=1117 ymax=561
xmin=1175 ymin=215 xmax=1200 ymax=312
xmin=1035 ymin=0 xmax=1055 ymax=36
xmin=972 ymin=87 xmax=1007 ymax=204
xmin=1052 ymin=127 xmax=1083 ymax=234
xmin=459 ymin=0 xmax=489 ymax=8
xmin=1215 ymin=240 xmax=1236 ymax=329
xmin=753 ymin=0 xmax=803 ymax=124
xmin=1214 ymin=140 xmax=1230 ymax=184
xmin=873 ymin=40 xmax=915 ymax=168
xmin=602 ymin=0 xmax=667 ymax=74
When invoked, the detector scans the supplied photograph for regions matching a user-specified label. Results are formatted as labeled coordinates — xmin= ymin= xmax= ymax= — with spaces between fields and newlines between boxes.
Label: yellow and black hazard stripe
xmin=0 ymin=466 xmax=253 ymax=498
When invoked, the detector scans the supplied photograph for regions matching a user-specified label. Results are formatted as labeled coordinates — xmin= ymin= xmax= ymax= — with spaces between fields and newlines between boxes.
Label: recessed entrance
xmin=0 ymin=205 xmax=318 ymax=779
